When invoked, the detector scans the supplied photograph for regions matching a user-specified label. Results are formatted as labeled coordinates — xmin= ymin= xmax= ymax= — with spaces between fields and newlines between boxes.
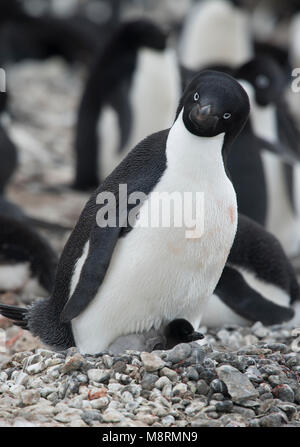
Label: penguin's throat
xmin=166 ymin=110 xmax=226 ymax=179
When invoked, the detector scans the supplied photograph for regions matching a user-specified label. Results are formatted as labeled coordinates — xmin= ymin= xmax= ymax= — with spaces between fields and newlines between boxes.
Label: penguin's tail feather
xmin=0 ymin=304 xmax=29 ymax=329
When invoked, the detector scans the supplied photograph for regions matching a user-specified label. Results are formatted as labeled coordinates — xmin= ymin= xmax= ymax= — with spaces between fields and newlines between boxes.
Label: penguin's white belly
xmin=72 ymin=173 xmax=237 ymax=353
xmin=262 ymin=151 xmax=299 ymax=256
xmin=72 ymin=118 xmax=237 ymax=354
xmin=0 ymin=262 xmax=30 ymax=291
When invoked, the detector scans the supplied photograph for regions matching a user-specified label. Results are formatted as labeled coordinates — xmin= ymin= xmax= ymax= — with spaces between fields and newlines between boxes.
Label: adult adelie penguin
xmin=0 ymin=71 xmax=250 ymax=354
xmin=235 ymin=56 xmax=300 ymax=255
xmin=202 ymin=214 xmax=298 ymax=327
xmin=179 ymin=0 xmax=252 ymax=70
xmin=74 ymin=19 xmax=181 ymax=189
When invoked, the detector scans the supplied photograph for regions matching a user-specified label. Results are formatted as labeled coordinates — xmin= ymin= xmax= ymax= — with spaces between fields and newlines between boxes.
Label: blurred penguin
xmin=236 ymin=56 xmax=300 ymax=256
xmin=179 ymin=0 xmax=252 ymax=70
xmin=74 ymin=20 xmax=181 ymax=190
xmin=202 ymin=214 xmax=299 ymax=328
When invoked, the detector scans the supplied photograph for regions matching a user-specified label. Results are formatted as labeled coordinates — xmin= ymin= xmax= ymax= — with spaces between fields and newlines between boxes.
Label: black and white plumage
xmin=235 ymin=56 xmax=300 ymax=256
xmin=203 ymin=214 xmax=298 ymax=327
xmin=73 ymin=19 xmax=181 ymax=190
xmin=0 ymin=70 xmax=250 ymax=354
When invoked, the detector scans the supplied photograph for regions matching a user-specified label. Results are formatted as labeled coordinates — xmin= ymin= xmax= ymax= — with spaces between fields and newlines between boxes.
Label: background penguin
xmin=0 ymin=0 xmax=110 ymax=67
xmin=73 ymin=19 xmax=181 ymax=190
xmin=0 ymin=70 xmax=250 ymax=354
xmin=0 ymin=91 xmax=18 ymax=195
xmin=235 ymin=56 xmax=300 ymax=256
xmin=202 ymin=214 xmax=299 ymax=328
xmin=107 ymin=319 xmax=204 ymax=355
xmin=178 ymin=0 xmax=253 ymax=71
xmin=0 ymin=214 xmax=58 ymax=295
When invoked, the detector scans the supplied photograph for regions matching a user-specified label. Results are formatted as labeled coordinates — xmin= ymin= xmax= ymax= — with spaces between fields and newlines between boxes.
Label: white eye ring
xmin=194 ymin=92 xmax=199 ymax=101
xmin=223 ymin=112 xmax=231 ymax=120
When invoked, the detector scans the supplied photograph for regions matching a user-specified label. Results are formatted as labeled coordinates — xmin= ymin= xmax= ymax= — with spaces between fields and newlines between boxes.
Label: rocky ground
xmin=0 ymin=59 xmax=299 ymax=428
xmin=0 ymin=323 xmax=300 ymax=427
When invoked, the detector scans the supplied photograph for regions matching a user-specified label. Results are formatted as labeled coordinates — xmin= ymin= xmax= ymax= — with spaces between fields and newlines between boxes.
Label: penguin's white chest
xmin=72 ymin=117 xmax=237 ymax=354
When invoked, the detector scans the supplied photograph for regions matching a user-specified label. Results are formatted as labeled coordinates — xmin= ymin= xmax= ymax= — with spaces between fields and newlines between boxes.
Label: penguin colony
xmin=0 ymin=0 xmax=300 ymax=355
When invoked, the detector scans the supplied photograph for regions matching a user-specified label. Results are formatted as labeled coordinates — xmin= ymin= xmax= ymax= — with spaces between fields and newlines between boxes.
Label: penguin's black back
xmin=227 ymin=121 xmax=267 ymax=226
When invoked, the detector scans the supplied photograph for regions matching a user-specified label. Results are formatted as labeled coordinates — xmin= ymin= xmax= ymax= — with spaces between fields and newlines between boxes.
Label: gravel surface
xmin=0 ymin=322 xmax=300 ymax=427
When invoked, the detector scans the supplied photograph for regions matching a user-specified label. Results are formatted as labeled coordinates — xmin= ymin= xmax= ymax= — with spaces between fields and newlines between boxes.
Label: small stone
xmin=140 ymin=352 xmax=165 ymax=372
xmin=26 ymin=361 xmax=46 ymax=375
xmin=165 ymin=343 xmax=192 ymax=364
xmin=62 ymin=353 xmax=85 ymax=374
xmin=121 ymin=391 xmax=133 ymax=403
xmin=103 ymin=355 xmax=113 ymax=369
xmin=186 ymin=367 xmax=199 ymax=381
xmin=102 ymin=410 xmax=123 ymax=423
xmin=185 ymin=399 xmax=206 ymax=415
xmin=87 ymin=369 xmax=110 ymax=383
xmin=217 ymin=365 xmax=259 ymax=402
xmin=155 ymin=376 xmax=171 ymax=390
xmin=259 ymin=413 xmax=284 ymax=427
xmin=173 ymin=383 xmax=188 ymax=396
xmin=160 ymin=367 xmax=178 ymax=382
xmin=112 ymin=360 xmax=127 ymax=373
xmin=197 ymin=379 xmax=210 ymax=396
xmin=161 ymin=415 xmax=175 ymax=425
xmin=81 ymin=410 xmax=103 ymax=425
xmin=11 ymin=371 xmax=29 ymax=386
xmin=91 ymin=397 xmax=110 ymax=410
xmin=210 ymin=379 xmax=228 ymax=395
xmin=272 ymin=384 xmax=295 ymax=403
xmin=21 ymin=390 xmax=40 ymax=406
xmin=141 ymin=373 xmax=158 ymax=390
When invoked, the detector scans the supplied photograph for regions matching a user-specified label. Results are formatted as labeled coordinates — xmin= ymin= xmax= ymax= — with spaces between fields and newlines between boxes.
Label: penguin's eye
xmin=223 ymin=112 xmax=231 ymax=120
xmin=193 ymin=92 xmax=199 ymax=101
xmin=256 ymin=74 xmax=270 ymax=89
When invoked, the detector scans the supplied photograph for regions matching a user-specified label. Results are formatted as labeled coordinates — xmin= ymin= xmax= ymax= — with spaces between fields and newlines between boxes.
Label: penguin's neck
xmin=166 ymin=110 xmax=226 ymax=182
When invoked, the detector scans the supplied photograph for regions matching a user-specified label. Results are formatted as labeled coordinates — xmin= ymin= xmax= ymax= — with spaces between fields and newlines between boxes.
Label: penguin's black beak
xmin=189 ymin=104 xmax=219 ymax=133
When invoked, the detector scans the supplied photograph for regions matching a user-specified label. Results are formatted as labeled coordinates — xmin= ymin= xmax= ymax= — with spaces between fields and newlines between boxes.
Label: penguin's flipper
xmin=215 ymin=266 xmax=295 ymax=325
xmin=0 ymin=304 xmax=29 ymax=329
xmin=60 ymin=225 xmax=121 ymax=322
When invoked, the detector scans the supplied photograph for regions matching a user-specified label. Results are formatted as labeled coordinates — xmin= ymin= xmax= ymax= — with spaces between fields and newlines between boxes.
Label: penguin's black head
xmin=177 ymin=70 xmax=250 ymax=141
xmin=236 ymin=56 xmax=285 ymax=106
xmin=121 ymin=20 xmax=168 ymax=52
xmin=164 ymin=319 xmax=204 ymax=347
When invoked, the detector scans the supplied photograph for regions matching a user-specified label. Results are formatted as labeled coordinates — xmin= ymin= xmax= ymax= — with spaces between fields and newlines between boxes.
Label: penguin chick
xmin=107 ymin=319 xmax=204 ymax=355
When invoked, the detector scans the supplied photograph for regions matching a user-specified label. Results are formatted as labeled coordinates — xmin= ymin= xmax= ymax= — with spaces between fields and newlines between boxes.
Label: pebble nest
xmin=0 ymin=322 xmax=299 ymax=427
xmin=0 ymin=57 xmax=300 ymax=428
